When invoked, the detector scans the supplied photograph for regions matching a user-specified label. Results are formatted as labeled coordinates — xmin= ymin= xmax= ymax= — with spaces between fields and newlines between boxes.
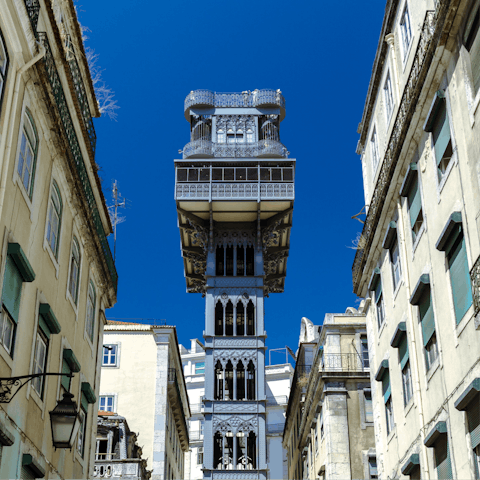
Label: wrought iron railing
xmin=266 ymin=395 xmax=288 ymax=406
xmin=320 ymin=353 xmax=365 ymax=373
xmin=93 ymin=461 xmax=142 ymax=478
xmin=65 ymin=35 xmax=97 ymax=155
xmin=25 ymin=0 xmax=40 ymax=32
xmin=37 ymin=33 xmax=118 ymax=293
xmin=352 ymin=6 xmax=447 ymax=294
xmin=182 ymin=139 xmax=288 ymax=158
xmin=175 ymin=182 xmax=295 ymax=201
xmin=471 ymin=255 xmax=480 ymax=316
xmin=266 ymin=423 xmax=285 ymax=434
xmin=185 ymin=89 xmax=285 ymax=113
xmin=167 ymin=368 xmax=189 ymax=443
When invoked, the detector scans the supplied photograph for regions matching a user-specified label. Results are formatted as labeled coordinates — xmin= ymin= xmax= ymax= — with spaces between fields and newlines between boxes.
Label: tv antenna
xmin=108 ymin=180 xmax=128 ymax=263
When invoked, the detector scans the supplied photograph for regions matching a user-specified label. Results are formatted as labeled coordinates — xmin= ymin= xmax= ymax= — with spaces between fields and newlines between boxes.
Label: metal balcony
xmin=182 ymin=139 xmax=288 ymax=159
xmin=320 ymin=353 xmax=367 ymax=374
xmin=93 ymin=460 xmax=143 ymax=478
xmin=184 ymin=89 xmax=286 ymax=119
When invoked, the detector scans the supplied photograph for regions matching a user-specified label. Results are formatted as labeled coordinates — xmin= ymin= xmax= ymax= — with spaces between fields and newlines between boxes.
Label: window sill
xmin=455 ymin=303 xmax=475 ymax=338
xmin=436 ymin=152 xmax=456 ymax=197
xmin=392 ymin=279 xmax=404 ymax=303
xmin=412 ymin=223 xmax=425 ymax=256
xmin=404 ymin=397 xmax=414 ymax=418
xmin=43 ymin=238 xmax=60 ymax=279
xmin=426 ymin=359 xmax=440 ymax=384
xmin=66 ymin=291 xmax=79 ymax=318
xmin=377 ymin=319 xmax=387 ymax=340
xmin=401 ymin=37 xmax=414 ymax=73
xmin=29 ymin=387 xmax=46 ymax=416
xmin=387 ymin=426 xmax=396 ymax=445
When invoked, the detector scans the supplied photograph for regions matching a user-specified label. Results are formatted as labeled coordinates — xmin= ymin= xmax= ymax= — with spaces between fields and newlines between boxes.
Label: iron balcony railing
xmin=182 ymin=139 xmax=288 ymax=159
xmin=266 ymin=395 xmax=288 ymax=406
xmin=320 ymin=353 xmax=367 ymax=373
xmin=25 ymin=0 xmax=40 ymax=31
xmin=167 ymin=368 xmax=189 ymax=443
xmin=37 ymin=32 xmax=118 ymax=293
xmin=93 ymin=461 xmax=142 ymax=478
xmin=266 ymin=423 xmax=285 ymax=435
xmin=65 ymin=35 xmax=97 ymax=155
xmin=471 ymin=255 xmax=480 ymax=315
xmin=185 ymin=89 xmax=285 ymax=114
xmin=352 ymin=7 xmax=446 ymax=294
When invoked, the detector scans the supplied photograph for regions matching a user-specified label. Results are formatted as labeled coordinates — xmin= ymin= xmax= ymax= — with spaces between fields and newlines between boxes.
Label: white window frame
xmin=85 ymin=280 xmax=96 ymax=343
xmin=0 ymin=29 xmax=8 ymax=109
xmin=102 ymin=344 xmax=118 ymax=367
xmin=364 ymin=389 xmax=374 ymax=423
xmin=425 ymin=334 xmax=439 ymax=371
xmin=32 ymin=329 xmax=48 ymax=397
xmin=67 ymin=236 xmax=81 ymax=305
xmin=77 ymin=407 xmax=87 ymax=457
xmin=16 ymin=109 xmax=38 ymax=199
xmin=197 ymin=446 xmax=204 ymax=465
xmin=0 ymin=307 xmax=14 ymax=356
xmin=99 ymin=395 xmax=115 ymax=412
xmin=45 ymin=181 xmax=62 ymax=259
xmin=370 ymin=126 xmax=379 ymax=173
xmin=383 ymin=71 xmax=395 ymax=122
xmin=376 ymin=288 xmax=385 ymax=330
xmin=390 ymin=237 xmax=402 ymax=292
xmin=402 ymin=360 xmax=413 ymax=406
xmin=385 ymin=396 xmax=395 ymax=435
xmin=400 ymin=3 xmax=413 ymax=62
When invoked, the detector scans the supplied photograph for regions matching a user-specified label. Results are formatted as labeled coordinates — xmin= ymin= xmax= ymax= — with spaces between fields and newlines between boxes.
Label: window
xmin=314 ymin=427 xmax=318 ymax=454
xmin=402 ymin=361 xmax=413 ymax=406
xmin=99 ymin=395 xmax=115 ymax=412
xmin=384 ymin=72 xmax=394 ymax=120
xmin=200 ymin=420 xmax=204 ymax=436
xmin=195 ymin=362 xmax=205 ymax=374
xmin=68 ymin=237 xmax=80 ymax=304
xmin=407 ymin=174 xmax=424 ymax=243
xmin=373 ymin=274 xmax=385 ymax=330
xmin=46 ymin=181 xmax=62 ymax=258
xmin=446 ymin=228 xmax=473 ymax=324
xmin=319 ymin=408 xmax=324 ymax=438
xmin=433 ymin=433 xmax=453 ymax=479
xmin=371 ymin=127 xmax=379 ymax=173
xmin=390 ymin=238 xmax=402 ymax=290
xmin=385 ymin=396 xmax=394 ymax=435
xmin=364 ymin=390 xmax=374 ymax=423
xmin=400 ymin=4 xmax=412 ymax=59
xmin=466 ymin=400 xmax=480 ymax=478
xmin=32 ymin=328 xmax=48 ymax=397
xmin=0 ymin=29 xmax=8 ymax=111
xmin=381 ymin=369 xmax=394 ymax=435
xmin=85 ymin=281 xmax=96 ymax=342
xmin=102 ymin=345 xmax=117 ymax=366
xmin=431 ymin=98 xmax=453 ymax=182
xmin=77 ymin=406 xmax=87 ymax=457
xmin=197 ymin=446 xmax=204 ymax=465
xmin=418 ymin=288 xmax=438 ymax=370
xmin=17 ymin=110 xmax=38 ymax=198
xmin=464 ymin=2 xmax=480 ymax=95
xmin=0 ymin=255 xmax=24 ymax=356
xmin=361 ymin=335 xmax=370 ymax=369
xmin=368 ymin=456 xmax=378 ymax=479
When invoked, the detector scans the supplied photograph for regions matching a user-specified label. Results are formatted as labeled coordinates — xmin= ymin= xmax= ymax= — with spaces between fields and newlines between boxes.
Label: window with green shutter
xmin=464 ymin=1 xmax=480 ymax=95
xmin=434 ymin=434 xmax=453 ymax=480
xmin=431 ymin=99 xmax=453 ymax=181
xmin=447 ymin=231 xmax=473 ymax=324
xmin=418 ymin=288 xmax=438 ymax=370
xmin=407 ymin=176 xmax=424 ymax=242
xmin=61 ymin=359 xmax=71 ymax=391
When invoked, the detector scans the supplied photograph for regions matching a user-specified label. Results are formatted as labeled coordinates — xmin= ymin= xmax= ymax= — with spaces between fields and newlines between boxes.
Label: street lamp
xmin=0 ymin=372 xmax=79 ymax=449
xmin=49 ymin=391 xmax=81 ymax=449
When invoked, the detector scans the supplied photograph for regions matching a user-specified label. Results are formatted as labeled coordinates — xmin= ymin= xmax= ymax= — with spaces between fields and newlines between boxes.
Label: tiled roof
xmin=106 ymin=320 xmax=144 ymax=326
xmin=98 ymin=410 xmax=116 ymax=416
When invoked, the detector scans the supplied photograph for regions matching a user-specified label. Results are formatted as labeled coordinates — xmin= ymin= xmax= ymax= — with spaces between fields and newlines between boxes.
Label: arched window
xmin=236 ymin=431 xmax=256 ymax=470
xmin=225 ymin=246 xmax=234 ymax=276
xmin=46 ymin=181 xmax=63 ymax=258
xmin=0 ymin=29 xmax=9 ymax=110
xmin=237 ymin=246 xmax=245 ymax=275
xmin=246 ymin=301 xmax=255 ymax=336
xmin=217 ymin=129 xmax=225 ymax=143
xmin=247 ymin=432 xmax=257 ymax=469
xmin=247 ymin=361 xmax=255 ymax=400
xmin=85 ymin=281 xmax=96 ymax=342
xmin=236 ymin=361 xmax=245 ymax=400
xmin=246 ymin=129 xmax=254 ymax=143
xmin=246 ymin=246 xmax=255 ymax=276
xmin=225 ymin=301 xmax=234 ymax=336
xmin=216 ymin=246 xmax=224 ymax=276
xmin=215 ymin=301 xmax=223 ymax=336
xmin=68 ymin=236 xmax=81 ymax=304
xmin=225 ymin=360 xmax=234 ymax=400
xmin=214 ymin=360 xmax=223 ymax=400
xmin=17 ymin=109 xmax=39 ymax=197
xmin=236 ymin=301 xmax=245 ymax=336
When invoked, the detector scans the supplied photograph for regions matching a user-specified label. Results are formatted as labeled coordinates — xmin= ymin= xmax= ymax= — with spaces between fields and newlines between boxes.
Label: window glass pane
xmin=235 ymin=168 xmax=246 ymax=181
xmin=260 ymin=168 xmax=270 ymax=181
xmin=224 ymin=168 xmax=234 ymax=181
xmin=199 ymin=168 xmax=210 ymax=181
xmin=212 ymin=168 xmax=223 ymax=181
xmin=177 ymin=169 xmax=187 ymax=181
xmin=188 ymin=169 xmax=198 ymax=182
xmin=247 ymin=168 xmax=258 ymax=181
xmin=272 ymin=168 xmax=282 ymax=181
xmin=283 ymin=168 xmax=293 ymax=181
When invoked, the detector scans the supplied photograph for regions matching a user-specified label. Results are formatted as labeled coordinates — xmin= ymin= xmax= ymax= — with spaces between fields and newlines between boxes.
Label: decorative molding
xmin=212 ymin=414 xmax=258 ymax=435
xmin=215 ymin=230 xmax=256 ymax=248
xmin=214 ymin=289 xmax=256 ymax=306
xmin=214 ymin=338 xmax=258 ymax=348
xmin=214 ymin=349 xmax=257 ymax=367
xmin=214 ymin=277 xmax=257 ymax=288
xmin=214 ymin=403 xmax=258 ymax=413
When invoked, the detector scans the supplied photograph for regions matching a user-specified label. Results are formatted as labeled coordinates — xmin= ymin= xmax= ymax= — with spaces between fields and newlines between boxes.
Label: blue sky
xmin=77 ymin=0 xmax=387 ymax=355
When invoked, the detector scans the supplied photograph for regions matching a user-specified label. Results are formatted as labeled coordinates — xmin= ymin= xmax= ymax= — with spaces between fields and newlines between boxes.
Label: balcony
xmin=185 ymin=89 xmax=286 ymax=120
xmin=167 ymin=368 xmax=189 ymax=447
xmin=182 ymin=139 xmax=288 ymax=159
xmin=93 ymin=460 xmax=145 ymax=478
xmin=319 ymin=353 xmax=367 ymax=374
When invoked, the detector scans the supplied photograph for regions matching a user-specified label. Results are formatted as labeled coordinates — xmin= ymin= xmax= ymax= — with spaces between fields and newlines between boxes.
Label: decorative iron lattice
xmin=175 ymin=183 xmax=294 ymax=200
xmin=38 ymin=33 xmax=118 ymax=293
xmin=25 ymin=0 xmax=40 ymax=33
xmin=185 ymin=89 xmax=285 ymax=113
xmin=352 ymin=7 xmax=446 ymax=294
xmin=471 ymin=255 xmax=480 ymax=316
xmin=182 ymin=139 xmax=288 ymax=158
xmin=320 ymin=353 xmax=365 ymax=372
xmin=65 ymin=35 xmax=97 ymax=155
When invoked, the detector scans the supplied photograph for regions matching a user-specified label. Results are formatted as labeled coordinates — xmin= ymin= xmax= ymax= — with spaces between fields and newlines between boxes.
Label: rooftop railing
xmin=352 ymin=7 xmax=445 ymax=294
xmin=37 ymin=32 xmax=118 ymax=293
xmin=182 ymin=139 xmax=288 ymax=159
xmin=185 ymin=89 xmax=285 ymax=114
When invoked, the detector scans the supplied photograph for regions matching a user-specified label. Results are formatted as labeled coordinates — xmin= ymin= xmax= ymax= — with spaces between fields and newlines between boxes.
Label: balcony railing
xmin=352 ymin=7 xmax=446 ymax=294
xmin=175 ymin=182 xmax=294 ymax=201
xmin=266 ymin=395 xmax=288 ymax=406
xmin=471 ymin=255 xmax=480 ymax=316
xmin=37 ymin=33 xmax=118 ymax=294
xmin=182 ymin=139 xmax=288 ymax=159
xmin=25 ymin=0 xmax=40 ymax=32
xmin=185 ymin=89 xmax=285 ymax=114
xmin=168 ymin=368 xmax=189 ymax=444
xmin=93 ymin=460 xmax=142 ymax=478
xmin=65 ymin=35 xmax=97 ymax=155
xmin=266 ymin=423 xmax=285 ymax=435
xmin=320 ymin=353 xmax=366 ymax=373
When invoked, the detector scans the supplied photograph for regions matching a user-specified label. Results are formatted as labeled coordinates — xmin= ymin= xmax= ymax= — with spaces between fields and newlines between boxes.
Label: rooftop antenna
xmin=108 ymin=180 xmax=128 ymax=263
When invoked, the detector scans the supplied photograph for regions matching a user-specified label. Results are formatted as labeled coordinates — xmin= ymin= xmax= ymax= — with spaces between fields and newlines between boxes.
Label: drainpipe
xmin=396 ymin=198 xmax=430 ymax=479
xmin=0 ymin=41 xmax=45 ymax=218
